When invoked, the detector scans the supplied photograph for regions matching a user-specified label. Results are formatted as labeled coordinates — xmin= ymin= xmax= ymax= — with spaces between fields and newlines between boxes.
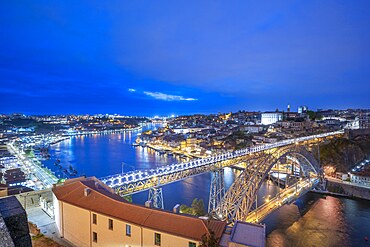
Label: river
xmin=42 ymin=124 xmax=370 ymax=247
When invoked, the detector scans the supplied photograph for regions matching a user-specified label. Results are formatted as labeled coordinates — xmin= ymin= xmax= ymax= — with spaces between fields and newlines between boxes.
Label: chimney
xmin=145 ymin=200 xmax=152 ymax=208
xmin=95 ymin=182 xmax=100 ymax=189
xmin=173 ymin=204 xmax=180 ymax=213
xmin=84 ymin=188 xmax=91 ymax=197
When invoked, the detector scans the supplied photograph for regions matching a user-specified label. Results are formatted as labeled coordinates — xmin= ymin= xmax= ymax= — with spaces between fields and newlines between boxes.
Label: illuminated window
xmin=93 ymin=232 xmax=97 ymax=243
xmin=109 ymin=219 xmax=113 ymax=230
xmin=189 ymin=242 xmax=196 ymax=247
xmin=126 ymin=224 xmax=131 ymax=236
xmin=92 ymin=214 xmax=97 ymax=224
xmin=154 ymin=233 xmax=161 ymax=246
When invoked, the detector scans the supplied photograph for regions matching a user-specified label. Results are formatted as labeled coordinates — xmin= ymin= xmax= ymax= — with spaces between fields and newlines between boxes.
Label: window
xmin=92 ymin=214 xmax=97 ymax=224
xmin=126 ymin=224 xmax=131 ymax=236
xmin=108 ymin=219 xmax=113 ymax=230
xmin=154 ymin=233 xmax=161 ymax=246
xmin=189 ymin=242 xmax=196 ymax=247
xmin=92 ymin=232 xmax=97 ymax=243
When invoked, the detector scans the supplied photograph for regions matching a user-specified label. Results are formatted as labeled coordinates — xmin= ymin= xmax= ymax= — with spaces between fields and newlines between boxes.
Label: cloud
xmin=128 ymin=88 xmax=136 ymax=92
xmin=143 ymin=91 xmax=197 ymax=101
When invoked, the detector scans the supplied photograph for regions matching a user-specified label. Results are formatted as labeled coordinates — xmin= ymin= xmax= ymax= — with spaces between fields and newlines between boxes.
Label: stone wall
xmin=0 ymin=196 xmax=32 ymax=247
xmin=327 ymin=180 xmax=370 ymax=200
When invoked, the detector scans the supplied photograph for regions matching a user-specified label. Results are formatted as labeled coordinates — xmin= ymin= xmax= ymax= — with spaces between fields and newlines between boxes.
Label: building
xmin=298 ymin=106 xmax=308 ymax=114
xmin=4 ymin=168 xmax=27 ymax=187
xmin=52 ymin=177 xmax=227 ymax=247
xmin=242 ymin=125 xmax=264 ymax=134
xmin=220 ymin=221 xmax=265 ymax=247
xmin=358 ymin=113 xmax=370 ymax=129
xmin=350 ymin=171 xmax=370 ymax=186
xmin=261 ymin=112 xmax=283 ymax=125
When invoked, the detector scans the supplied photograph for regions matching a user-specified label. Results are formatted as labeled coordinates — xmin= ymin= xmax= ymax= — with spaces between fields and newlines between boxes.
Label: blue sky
xmin=1 ymin=1 xmax=369 ymax=116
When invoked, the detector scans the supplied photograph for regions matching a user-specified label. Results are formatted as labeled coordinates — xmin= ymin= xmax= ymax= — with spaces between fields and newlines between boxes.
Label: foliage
xmin=306 ymin=110 xmax=323 ymax=120
xmin=123 ymin=195 xmax=133 ymax=203
xmin=191 ymin=198 xmax=206 ymax=216
xmin=180 ymin=198 xmax=206 ymax=216
xmin=199 ymin=230 xmax=219 ymax=247
xmin=318 ymin=135 xmax=370 ymax=172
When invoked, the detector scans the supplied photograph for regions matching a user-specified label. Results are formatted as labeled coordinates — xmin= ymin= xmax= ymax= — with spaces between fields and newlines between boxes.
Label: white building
xmin=261 ymin=112 xmax=283 ymax=125
xmin=350 ymin=172 xmax=370 ymax=186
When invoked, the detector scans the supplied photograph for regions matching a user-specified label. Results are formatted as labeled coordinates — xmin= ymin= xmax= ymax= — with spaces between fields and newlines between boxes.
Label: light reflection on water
xmin=265 ymin=194 xmax=370 ymax=247
xmin=43 ymin=127 xmax=370 ymax=246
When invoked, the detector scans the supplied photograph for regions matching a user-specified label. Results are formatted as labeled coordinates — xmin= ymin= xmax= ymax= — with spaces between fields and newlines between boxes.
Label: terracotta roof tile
xmin=53 ymin=177 xmax=226 ymax=241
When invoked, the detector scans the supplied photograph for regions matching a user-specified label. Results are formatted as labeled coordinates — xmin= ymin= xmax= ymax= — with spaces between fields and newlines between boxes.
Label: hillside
xmin=317 ymin=133 xmax=370 ymax=172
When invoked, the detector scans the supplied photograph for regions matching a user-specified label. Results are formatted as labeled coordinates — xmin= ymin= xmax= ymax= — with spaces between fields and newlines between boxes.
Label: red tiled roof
xmin=53 ymin=177 xmax=226 ymax=241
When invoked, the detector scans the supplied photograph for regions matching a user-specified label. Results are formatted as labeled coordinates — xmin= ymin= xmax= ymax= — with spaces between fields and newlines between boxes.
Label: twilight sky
xmin=1 ymin=1 xmax=370 ymax=116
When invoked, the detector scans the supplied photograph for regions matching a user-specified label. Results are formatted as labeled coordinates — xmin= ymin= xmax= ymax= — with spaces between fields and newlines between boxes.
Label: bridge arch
xmin=219 ymin=146 xmax=322 ymax=224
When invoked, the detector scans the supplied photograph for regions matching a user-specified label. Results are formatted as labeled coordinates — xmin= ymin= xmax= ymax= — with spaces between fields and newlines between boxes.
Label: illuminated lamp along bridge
xmin=100 ymin=130 xmax=344 ymax=224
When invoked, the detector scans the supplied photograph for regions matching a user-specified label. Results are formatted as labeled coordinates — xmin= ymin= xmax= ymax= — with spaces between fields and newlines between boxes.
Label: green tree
xmin=123 ymin=195 xmax=133 ymax=203
xmin=179 ymin=198 xmax=206 ymax=216
xmin=180 ymin=204 xmax=194 ymax=215
xmin=191 ymin=198 xmax=206 ymax=216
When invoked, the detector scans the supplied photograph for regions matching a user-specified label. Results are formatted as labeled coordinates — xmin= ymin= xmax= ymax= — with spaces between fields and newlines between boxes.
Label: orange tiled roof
xmin=53 ymin=177 xmax=226 ymax=241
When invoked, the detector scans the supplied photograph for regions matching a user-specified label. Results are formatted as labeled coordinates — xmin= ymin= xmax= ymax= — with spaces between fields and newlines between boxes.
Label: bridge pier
xmin=148 ymin=187 xmax=164 ymax=209
xmin=208 ymin=168 xmax=225 ymax=217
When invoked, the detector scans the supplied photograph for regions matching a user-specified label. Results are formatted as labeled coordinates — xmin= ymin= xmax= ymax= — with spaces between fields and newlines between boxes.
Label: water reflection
xmin=42 ymin=126 xmax=370 ymax=247
xmin=265 ymin=194 xmax=370 ymax=247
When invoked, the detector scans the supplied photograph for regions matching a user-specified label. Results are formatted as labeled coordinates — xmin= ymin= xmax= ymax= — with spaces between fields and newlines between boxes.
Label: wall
xmin=55 ymin=199 xmax=200 ymax=247
xmin=142 ymin=228 xmax=198 ymax=247
xmin=327 ymin=180 xmax=370 ymax=200
xmin=91 ymin=213 xmax=142 ymax=247
xmin=62 ymin=202 xmax=91 ymax=247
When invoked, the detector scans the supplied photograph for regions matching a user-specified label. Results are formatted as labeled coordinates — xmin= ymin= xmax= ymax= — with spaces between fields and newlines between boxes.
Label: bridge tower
xmin=208 ymin=168 xmax=225 ymax=217
xmin=148 ymin=187 xmax=164 ymax=209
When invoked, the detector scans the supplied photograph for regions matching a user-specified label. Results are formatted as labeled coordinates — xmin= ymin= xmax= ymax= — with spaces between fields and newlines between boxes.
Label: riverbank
xmin=325 ymin=179 xmax=370 ymax=200
xmin=144 ymin=142 xmax=203 ymax=159
xmin=63 ymin=125 xmax=143 ymax=136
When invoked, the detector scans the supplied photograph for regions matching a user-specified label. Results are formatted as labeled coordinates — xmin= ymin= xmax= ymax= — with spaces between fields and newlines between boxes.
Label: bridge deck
xmin=246 ymin=178 xmax=319 ymax=223
xmin=101 ymin=130 xmax=343 ymax=194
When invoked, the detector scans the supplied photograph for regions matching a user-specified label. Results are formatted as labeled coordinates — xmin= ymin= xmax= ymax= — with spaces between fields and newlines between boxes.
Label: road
xmin=246 ymin=178 xmax=319 ymax=223
xmin=7 ymin=143 xmax=58 ymax=189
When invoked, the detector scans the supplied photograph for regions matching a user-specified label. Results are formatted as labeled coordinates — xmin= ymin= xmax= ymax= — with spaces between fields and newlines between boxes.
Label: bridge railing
xmin=101 ymin=130 xmax=344 ymax=187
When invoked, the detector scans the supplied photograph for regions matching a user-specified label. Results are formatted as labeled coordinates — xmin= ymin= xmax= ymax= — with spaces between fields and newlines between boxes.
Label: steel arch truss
xmin=219 ymin=145 xmax=321 ymax=224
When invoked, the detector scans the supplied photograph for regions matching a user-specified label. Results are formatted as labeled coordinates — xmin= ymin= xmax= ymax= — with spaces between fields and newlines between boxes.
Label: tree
xmin=123 ymin=195 xmax=133 ymax=203
xmin=180 ymin=204 xmax=194 ymax=215
xmin=199 ymin=230 xmax=219 ymax=247
xmin=191 ymin=198 xmax=206 ymax=216
xmin=179 ymin=198 xmax=206 ymax=216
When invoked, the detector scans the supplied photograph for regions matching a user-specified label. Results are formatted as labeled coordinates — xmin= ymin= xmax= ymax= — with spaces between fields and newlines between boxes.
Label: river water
xmin=42 ymin=124 xmax=370 ymax=247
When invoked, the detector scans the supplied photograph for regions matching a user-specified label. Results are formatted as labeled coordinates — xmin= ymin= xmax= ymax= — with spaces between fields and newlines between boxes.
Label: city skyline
xmin=1 ymin=1 xmax=370 ymax=115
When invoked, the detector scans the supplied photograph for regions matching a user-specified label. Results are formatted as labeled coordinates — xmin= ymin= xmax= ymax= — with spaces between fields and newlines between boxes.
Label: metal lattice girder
xmin=102 ymin=131 xmax=344 ymax=196
xmin=220 ymin=145 xmax=322 ymax=224
xmin=148 ymin=187 xmax=164 ymax=209
xmin=208 ymin=168 xmax=225 ymax=216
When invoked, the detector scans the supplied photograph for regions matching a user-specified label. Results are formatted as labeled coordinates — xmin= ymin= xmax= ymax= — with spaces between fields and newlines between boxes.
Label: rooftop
xmin=53 ymin=177 xmax=227 ymax=242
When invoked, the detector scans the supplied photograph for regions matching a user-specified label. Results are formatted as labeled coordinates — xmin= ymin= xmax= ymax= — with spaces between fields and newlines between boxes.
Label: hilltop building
xmin=261 ymin=112 xmax=283 ymax=125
